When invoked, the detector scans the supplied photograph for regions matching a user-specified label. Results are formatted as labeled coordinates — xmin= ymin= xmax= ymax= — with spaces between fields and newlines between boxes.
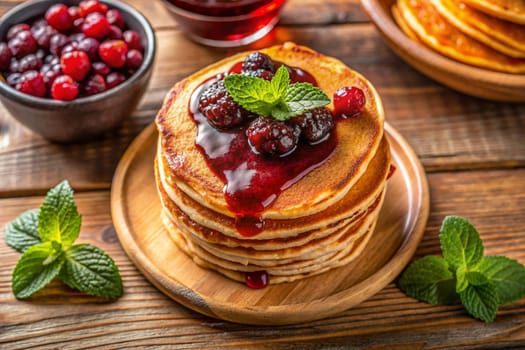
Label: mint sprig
xmin=4 ymin=180 xmax=122 ymax=299
xmin=399 ymin=216 xmax=525 ymax=322
xmin=224 ymin=66 xmax=330 ymax=121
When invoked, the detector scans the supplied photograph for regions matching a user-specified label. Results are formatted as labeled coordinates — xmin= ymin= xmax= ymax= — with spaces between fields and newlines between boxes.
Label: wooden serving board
xmin=111 ymin=122 xmax=429 ymax=325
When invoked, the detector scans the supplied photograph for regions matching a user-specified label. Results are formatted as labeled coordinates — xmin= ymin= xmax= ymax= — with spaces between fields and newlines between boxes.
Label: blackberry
xmin=242 ymin=68 xmax=274 ymax=81
xmin=290 ymin=107 xmax=334 ymax=143
xmin=198 ymin=80 xmax=248 ymax=129
xmin=246 ymin=116 xmax=299 ymax=156
xmin=242 ymin=52 xmax=274 ymax=73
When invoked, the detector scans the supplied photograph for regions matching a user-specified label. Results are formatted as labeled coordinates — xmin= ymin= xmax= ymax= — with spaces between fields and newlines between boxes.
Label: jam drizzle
xmin=189 ymin=63 xmax=336 ymax=238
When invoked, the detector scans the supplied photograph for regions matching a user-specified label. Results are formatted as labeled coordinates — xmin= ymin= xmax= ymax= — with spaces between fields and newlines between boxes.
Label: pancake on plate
xmin=461 ymin=0 xmax=525 ymax=24
xmin=395 ymin=0 xmax=525 ymax=73
xmin=155 ymin=42 xmax=392 ymax=287
xmin=431 ymin=0 xmax=525 ymax=58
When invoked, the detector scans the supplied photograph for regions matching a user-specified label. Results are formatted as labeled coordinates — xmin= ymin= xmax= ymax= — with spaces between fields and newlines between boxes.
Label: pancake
xmin=432 ymin=0 xmax=525 ymax=58
xmin=392 ymin=3 xmax=420 ymax=41
xmin=156 ymin=136 xmax=391 ymax=240
xmin=156 ymin=42 xmax=385 ymax=219
xmin=397 ymin=0 xmax=525 ymax=73
xmin=461 ymin=0 xmax=525 ymax=24
xmin=444 ymin=0 xmax=525 ymax=53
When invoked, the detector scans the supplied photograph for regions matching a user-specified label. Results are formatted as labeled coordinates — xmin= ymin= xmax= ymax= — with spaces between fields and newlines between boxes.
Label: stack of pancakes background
xmin=155 ymin=43 xmax=391 ymax=285
xmin=392 ymin=0 xmax=525 ymax=73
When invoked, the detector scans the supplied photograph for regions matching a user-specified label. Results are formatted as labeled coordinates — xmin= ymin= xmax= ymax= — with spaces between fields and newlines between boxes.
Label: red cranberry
xmin=108 ymin=25 xmax=123 ymax=40
xmin=6 ymin=73 xmax=21 ymax=86
xmin=44 ymin=54 xmax=60 ymax=65
xmin=19 ymin=54 xmax=43 ymax=73
xmin=17 ymin=70 xmax=47 ymax=97
xmin=41 ymin=63 xmax=62 ymax=87
xmin=61 ymin=50 xmax=91 ymax=81
xmin=33 ymin=25 xmax=57 ymax=49
xmin=92 ymin=61 xmax=110 ymax=76
xmin=45 ymin=4 xmax=74 ymax=32
xmin=79 ymin=0 xmax=109 ymax=17
xmin=7 ymin=23 xmax=31 ymax=41
xmin=60 ymin=42 xmax=79 ymax=55
xmin=30 ymin=19 xmax=48 ymax=34
xmin=105 ymin=71 xmax=125 ymax=89
xmin=68 ymin=6 xmax=81 ymax=21
xmin=83 ymin=74 xmax=106 ymax=96
xmin=77 ymin=37 xmax=99 ymax=60
xmin=0 ymin=43 xmax=12 ymax=71
xmin=8 ymin=30 xmax=38 ymax=58
xmin=49 ymin=33 xmax=70 ymax=56
xmin=98 ymin=39 xmax=128 ymax=68
xmin=69 ymin=32 xmax=86 ymax=43
xmin=247 ymin=117 xmax=299 ymax=156
xmin=73 ymin=17 xmax=85 ymax=32
xmin=126 ymin=49 xmax=143 ymax=70
xmin=334 ymin=86 xmax=366 ymax=117
xmin=123 ymin=30 xmax=142 ymax=51
xmin=51 ymin=75 xmax=79 ymax=101
xmin=106 ymin=9 xmax=125 ymax=29
xmin=9 ymin=59 xmax=19 ymax=73
xmin=82 ymin=12 xmax=111 ymax=40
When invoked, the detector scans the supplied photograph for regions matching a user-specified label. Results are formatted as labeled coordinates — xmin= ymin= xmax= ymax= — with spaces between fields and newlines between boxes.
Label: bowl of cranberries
xmin=0 ymin=0 xmax=156 ymax=142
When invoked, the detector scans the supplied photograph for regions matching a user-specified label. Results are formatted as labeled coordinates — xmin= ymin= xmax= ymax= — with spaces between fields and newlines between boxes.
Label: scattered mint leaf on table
xmin=38 ymin=180 xmax=81 ymax=246
xmin=398 ymin=255 xmax=457 ymax=305
xmin=61 ymin=244 xmax=122 ymax=298
xmin=224 ymin=66 xmax=330 ymax=121
xmin=398 ymin=216 xmax=525 ymax=322
xmin=5 ymin=209 xmax=41 ymax=252
xmin=439 ymin=215 xmax=484 ymax=271
xmin=478 ymin=256 xmax=525 ymax=305
xmin=12 ymin=242 xmax=64 ymax=299
xmin=5 ymin=180 xmax=122 ymax=299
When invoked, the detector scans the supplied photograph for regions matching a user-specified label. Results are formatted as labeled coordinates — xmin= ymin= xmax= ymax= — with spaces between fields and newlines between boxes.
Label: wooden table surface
xmin=1 ymin=0 xmax=524 ymax=348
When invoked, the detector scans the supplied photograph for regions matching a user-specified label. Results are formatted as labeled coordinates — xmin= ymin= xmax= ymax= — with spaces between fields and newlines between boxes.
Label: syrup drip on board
xmin=189 ymin=62 xmax=336 ymax=238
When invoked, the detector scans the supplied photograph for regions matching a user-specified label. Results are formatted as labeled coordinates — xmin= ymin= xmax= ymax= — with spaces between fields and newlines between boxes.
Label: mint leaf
xmin=5 ymin=209 xmax=41 ymax=252
xmin=224 ymin=65 xmax=330 ymax=121
xmin=440 ymin=216 xmax=483 ymax=271
xmin=479 ymin=256 xmax=525 ymax=304
xmin=460 ymin=283 xmax=498 ymax=322
xmin=398 ymin=256 xmax=458 ymax=305
xmin=12 ymin=242 xmax=64 ymax=298
xmin=38 ymin=180 xmax=81 ymax=247
xmin=60 ymin=244 xmax=122 ymax=298
xmin=224 ymin=74 xmax=275 ymax=116
xmin=283 ymin=83 xmax=330 ymax=118
xmin=456 ymin=266 xmax=468 ymax=293
xmin=270 ymin=65 xmax=290 ymax=98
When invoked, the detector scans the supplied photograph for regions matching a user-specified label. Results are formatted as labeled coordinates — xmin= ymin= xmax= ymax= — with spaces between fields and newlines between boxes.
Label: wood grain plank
xmin=1 ymin=169 xmax=524 ymax=348
xmin=1 ymin=25 xmax=524 ymax=196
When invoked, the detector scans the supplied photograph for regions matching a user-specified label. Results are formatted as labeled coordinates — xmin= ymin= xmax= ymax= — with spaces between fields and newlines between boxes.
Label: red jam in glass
xmin=166 ymin=0 xmax=286 ymax=44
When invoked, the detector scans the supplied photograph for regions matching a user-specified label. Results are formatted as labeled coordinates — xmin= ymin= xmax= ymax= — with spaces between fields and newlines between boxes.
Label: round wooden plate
xmin=111 ymin=122 xmax=429 ymax=325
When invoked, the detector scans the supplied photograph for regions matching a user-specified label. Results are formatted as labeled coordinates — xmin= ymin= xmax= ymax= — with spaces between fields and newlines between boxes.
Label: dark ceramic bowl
xmin=0 ymin=0 xmax=156 ymax=142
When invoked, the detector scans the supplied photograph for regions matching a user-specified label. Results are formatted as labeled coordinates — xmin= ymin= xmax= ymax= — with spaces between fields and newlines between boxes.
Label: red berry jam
xmin=189 ymin=63 xmax=337 ymax=237
xmin=245 ymin=270 xmax=269 ymax=289
xmin=0 ymin=0 xmax=144 ymax=100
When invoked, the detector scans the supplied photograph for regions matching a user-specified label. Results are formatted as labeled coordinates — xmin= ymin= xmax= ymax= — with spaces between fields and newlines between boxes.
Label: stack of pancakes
xmin=392 ymin=0 xmax=525 ymax=73
xmin=155 ymin=43 xmax=391 ymax=285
